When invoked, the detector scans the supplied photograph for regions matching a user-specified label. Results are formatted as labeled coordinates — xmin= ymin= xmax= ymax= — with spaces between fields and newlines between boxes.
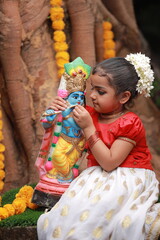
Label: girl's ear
xmin=119 ymin=91 xmax=131 ymax=104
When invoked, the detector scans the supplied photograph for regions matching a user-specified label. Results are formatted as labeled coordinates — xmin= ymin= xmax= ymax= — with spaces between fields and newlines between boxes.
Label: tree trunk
xmin=0 ymin=0 xmax=160 ymax=192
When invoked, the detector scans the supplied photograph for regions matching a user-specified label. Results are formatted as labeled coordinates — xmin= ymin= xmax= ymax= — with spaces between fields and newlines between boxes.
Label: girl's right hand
xmin=48 ymin=96 xmax=68 ymax=111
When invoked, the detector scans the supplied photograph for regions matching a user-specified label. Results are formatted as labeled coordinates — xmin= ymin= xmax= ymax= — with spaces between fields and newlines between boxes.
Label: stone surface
xmin=32 ymin=189 xmax=60 ymax=208
xmin=0 ymin=226 xmax=38 ymax=240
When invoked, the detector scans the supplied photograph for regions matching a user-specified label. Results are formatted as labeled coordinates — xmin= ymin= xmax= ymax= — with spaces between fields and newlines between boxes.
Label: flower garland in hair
xmin=125 ymin=53 xmax=154 ymax=97
xmin=50 ymin=0 xmax=70 ymax=78
xmin=0 ymin=185 xmax=38 ymax=220
xmin=0 ymin=100 xmax=5 ymax=192
xmin=103 ymin=20 xmax=116 ymax=59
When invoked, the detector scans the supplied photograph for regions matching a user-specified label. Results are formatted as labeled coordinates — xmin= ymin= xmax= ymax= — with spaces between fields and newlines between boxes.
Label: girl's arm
xmin=73 ymin=105 xmax=134 ymax=172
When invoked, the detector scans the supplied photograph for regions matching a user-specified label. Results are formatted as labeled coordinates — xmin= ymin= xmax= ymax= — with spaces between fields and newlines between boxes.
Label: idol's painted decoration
xmin=32 ymin=57 xmax=91 ymax=208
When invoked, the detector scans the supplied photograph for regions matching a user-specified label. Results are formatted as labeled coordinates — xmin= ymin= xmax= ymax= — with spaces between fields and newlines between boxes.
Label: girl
xmin=37 ymin=53 xmax=160 ymax=240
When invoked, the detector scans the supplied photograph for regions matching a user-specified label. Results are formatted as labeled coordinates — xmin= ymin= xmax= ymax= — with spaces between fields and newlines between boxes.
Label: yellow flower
xmin=103 ymin=21 xmax=112 ymax=31
xmin=27 ymin=197 xmax=38 ymax=209
xmin=52 ymin=20 xmax=65 ymax=30
xmin=54 ymin=30 xmax=66 ymax=42
xmin=0 ymin=131 xmax=3 ymax=141
xmin=0 ymin=161 xmax=4 ymax=170
xmin=57 ymin=68 xmax=65 ymax=78
xmin=0 ymin=144 xmax=5 ymax=153
xmin=56 ymin=58 xmax=69 ymax=68
xmin=0 ymin=170 xmax=5 ymax=180
xmin=50 ymin=0 xmax=63 ymax=6
xmin=0 ymin=120 xmax=2 ymax=130
xmin=103 ymin=39 xmax=115 ymax=49
xmin=17 ymin=185 xmax=34 ymax=201
xmin=12 ymin=198 xmax=26 ymax=214
xmin=103 ymin=31 xmax=114 ymax=40
xmin=103 ymin=49 xmax=116 ymax=59
xmin=54 ymin=42 xmax=68 ymax=52
xmin=0 ymin=181 xmax=4 ymax=191
xmin=3 ymin=204 xmax=15 ymax=217
xmin=0 ymin=153 xmax=4 ymax=161
xmin=0 ymin=207 xmax=9 ymax=219
xmin=55 ymin=51 xmax=70 ymax=61
xmin=50 ymin=7 xmax=64 ymax=21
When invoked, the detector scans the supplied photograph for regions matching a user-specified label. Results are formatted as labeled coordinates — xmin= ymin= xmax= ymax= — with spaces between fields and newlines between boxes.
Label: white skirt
xmin=37 ymin=166 xmax=160 ymax=240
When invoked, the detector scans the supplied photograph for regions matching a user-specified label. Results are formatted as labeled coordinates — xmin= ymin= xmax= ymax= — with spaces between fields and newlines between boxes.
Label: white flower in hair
xmin=125 ymin=53 xmax=154 ymax=97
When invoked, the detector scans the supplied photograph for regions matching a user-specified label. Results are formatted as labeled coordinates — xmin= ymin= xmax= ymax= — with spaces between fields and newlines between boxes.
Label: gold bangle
xmin=87 ymin=131 xmax=100 ymax=149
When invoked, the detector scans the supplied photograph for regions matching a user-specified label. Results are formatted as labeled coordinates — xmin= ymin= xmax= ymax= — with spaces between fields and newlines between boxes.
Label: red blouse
xmin=86 ymin=106 xmax=153 ymax=171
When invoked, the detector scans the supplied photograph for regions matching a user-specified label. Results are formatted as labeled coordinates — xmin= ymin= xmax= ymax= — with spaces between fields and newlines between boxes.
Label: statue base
xmin=32 ymin=189 xmax=60 ymax=209
xmin=32 ymin=175 xmax=71 ymax=208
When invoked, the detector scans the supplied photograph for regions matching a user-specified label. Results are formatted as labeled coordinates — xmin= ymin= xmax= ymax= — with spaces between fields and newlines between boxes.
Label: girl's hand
xmin=73 ymin=105 xmax=95 ymax=134
xmin=48 ymin=96 xmax=68 ymax=111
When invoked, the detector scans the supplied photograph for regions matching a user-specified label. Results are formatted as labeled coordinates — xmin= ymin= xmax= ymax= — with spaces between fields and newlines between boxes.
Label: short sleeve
xmin=116 ymin=114 xmax=145 ymax=144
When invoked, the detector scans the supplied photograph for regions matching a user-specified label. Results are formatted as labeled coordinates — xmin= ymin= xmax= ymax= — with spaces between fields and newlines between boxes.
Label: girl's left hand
xmin=73 ymin=105 xmax=93 ymax=130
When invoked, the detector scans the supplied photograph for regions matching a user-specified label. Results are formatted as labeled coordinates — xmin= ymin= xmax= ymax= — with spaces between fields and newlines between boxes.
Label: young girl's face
xmin=90 ymin=73 xmax=122 ymax=114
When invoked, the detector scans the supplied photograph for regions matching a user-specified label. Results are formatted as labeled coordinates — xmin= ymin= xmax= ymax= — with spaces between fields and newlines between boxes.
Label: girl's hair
xmin=92 ymin=57 xmax=139 ymax=106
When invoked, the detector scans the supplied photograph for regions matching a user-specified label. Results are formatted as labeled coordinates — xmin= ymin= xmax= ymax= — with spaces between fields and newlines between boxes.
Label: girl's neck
xmin=99 ymin=109 xmax=127 ymax=123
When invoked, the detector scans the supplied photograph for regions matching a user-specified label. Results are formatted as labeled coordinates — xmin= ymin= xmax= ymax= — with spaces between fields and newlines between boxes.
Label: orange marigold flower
xmin=103 ymin=49 xmax=116 ymax=59
xmin=57 ymin=68 xmax=65 ymax=78
xmin=56 ymin=58 xmax=69 ymax=68
xmin=103 ymin=21 xmax=112 ymax=31
xmin=0 ymin=110 xmax=2 ymax=119
xmin=54 ymin=42 xmax=68 ymax=52
xmin=0 ymin=153 xmax=4 ymax=161
xmin=54 ymin=30 xmax=66 ymax=42
xmin=0 ymin=180 xmax=4 ymax=191
xmin=0 ymin=161 xmax=4 ymax=170
xmin=0 ymin=170 xmax=5 ymax=180
xmin=50 ymin=0 xmax=63 ymax=6
xmin=103 ymin=31 xmax=114 ymax=40
xmin=0 ymin=144 xmax=5 ymax=153
xmin=0 ymin=131 xmax=3 ymax=141
xmin=27 ymin=197 xmax=38 ymax=209
xmin=52 ymin=20 xmax=65 ymax=30
xmin=0 ymin=207 xmax=9 ymax=219
xmin=17 ymin=185 xmax=34 ymax=200
xmin=50 ymin=7 xmax=64 ymax=21
xmin=55 ymin=51 xmax=70 ymax=61
xmin=12 ymin=198 xmax=26 ymax=214
xmin=103 ymin=39 xmax=115 ymax=49
xmin=0 ymin=120 xmax=3 ymax=130
xmin=3 ymin=204 xmax=15 ymax=217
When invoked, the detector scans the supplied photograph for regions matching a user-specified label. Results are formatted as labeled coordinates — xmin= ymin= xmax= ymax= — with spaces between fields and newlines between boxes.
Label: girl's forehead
xmin=90 ymin=74 xmax=110 ymax=86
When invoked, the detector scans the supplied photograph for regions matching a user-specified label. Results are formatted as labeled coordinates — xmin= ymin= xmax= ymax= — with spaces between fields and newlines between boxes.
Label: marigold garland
xmin=103 ymin=21 xmax=116 ymax=59
xmin=50 ymin=0 xmax=70 ymax=78
xmin=0 ymin=185 xmax=38 ymax=221
xmin=0 ymin=104 xmax=5 ymax=192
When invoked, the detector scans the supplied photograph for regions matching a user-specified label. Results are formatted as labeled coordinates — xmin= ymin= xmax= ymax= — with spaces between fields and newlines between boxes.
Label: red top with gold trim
xmin=86 ymin=106 xmax=153 ymax=171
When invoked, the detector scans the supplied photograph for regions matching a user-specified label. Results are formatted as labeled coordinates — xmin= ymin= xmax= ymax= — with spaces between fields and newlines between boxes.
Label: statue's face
xmin=67 ymin=91 xmax=85 ymax=106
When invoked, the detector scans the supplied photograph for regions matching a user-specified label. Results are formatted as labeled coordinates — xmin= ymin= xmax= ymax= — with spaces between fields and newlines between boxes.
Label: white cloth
xmin=37 ymin=166 xmax=160 ymax=240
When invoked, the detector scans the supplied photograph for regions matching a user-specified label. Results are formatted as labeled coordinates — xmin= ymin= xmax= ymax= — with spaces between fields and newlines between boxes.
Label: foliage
xmin=0 ymin=184 xmax=45 ymax=227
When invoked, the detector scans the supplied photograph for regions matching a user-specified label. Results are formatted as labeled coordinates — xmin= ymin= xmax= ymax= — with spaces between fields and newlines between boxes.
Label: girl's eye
xmin=98 ymin=90 xmax=105 ymax=95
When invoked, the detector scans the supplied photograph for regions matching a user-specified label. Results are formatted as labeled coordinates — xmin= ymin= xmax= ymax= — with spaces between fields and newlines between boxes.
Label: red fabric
xmin=85 ymin=106 xmax=153 ymax=171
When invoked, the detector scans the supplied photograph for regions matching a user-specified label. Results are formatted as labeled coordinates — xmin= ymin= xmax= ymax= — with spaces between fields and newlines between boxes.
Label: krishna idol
xmin=32 ymin=57 xmax=91 ymax=208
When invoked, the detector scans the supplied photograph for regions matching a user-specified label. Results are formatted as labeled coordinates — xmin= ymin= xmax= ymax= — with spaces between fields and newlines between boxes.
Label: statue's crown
xmin=58 ymin=57 xmax=91 ymax=98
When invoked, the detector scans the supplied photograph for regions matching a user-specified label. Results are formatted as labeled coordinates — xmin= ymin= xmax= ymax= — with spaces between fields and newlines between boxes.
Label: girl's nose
xmin=90 ymin=92 xmax=96 ymax=99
